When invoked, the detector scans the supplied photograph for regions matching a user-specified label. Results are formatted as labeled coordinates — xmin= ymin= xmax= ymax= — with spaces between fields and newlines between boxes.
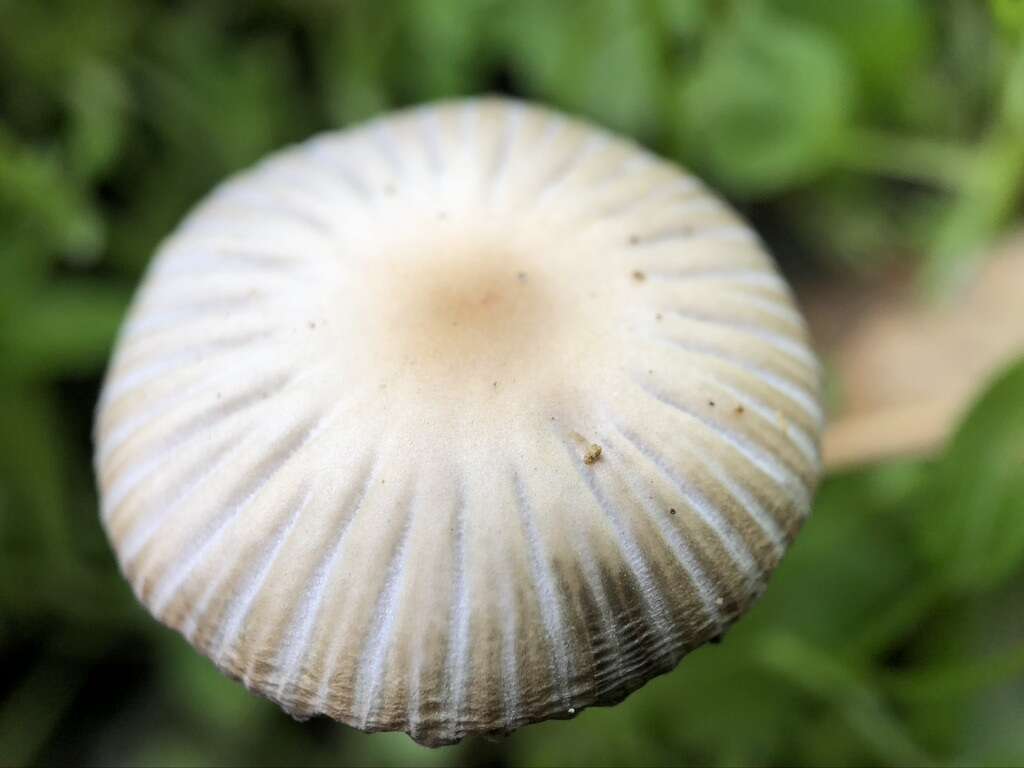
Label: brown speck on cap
xmin=583 ymin=443 xmax=603 ymax=465
xmin=632 ymin=270 xmax=646 ymax=282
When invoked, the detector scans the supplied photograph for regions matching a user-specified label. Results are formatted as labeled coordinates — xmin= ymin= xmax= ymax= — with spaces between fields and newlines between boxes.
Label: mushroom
xmin=94 ymin=97 xmax=824 ymax=746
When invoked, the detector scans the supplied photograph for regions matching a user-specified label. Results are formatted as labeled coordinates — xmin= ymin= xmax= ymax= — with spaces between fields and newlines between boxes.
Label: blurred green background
xmin=2 ymin=0 xmax=1024 ymax=766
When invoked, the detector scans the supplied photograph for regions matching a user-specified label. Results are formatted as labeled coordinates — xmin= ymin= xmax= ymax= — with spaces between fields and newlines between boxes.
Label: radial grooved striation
xmin=511 ymin=472 xmax=574 ymax=710
xmin=94 ymin=96 xmax=824 ymax=747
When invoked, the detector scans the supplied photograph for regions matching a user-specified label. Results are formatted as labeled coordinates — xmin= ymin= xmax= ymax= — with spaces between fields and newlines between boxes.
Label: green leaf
xmin=343 ymin=731 xmax=465 ymax=768
xmin=783 ymin=177 xmax=908 ymax=271
xmin=1003 ymin=42 xmax=1024 ymax=132
xmin=492 ymin=0 xmax=576 ymax=99
xmin=923 ymin=131 xmax=1024 ymax=293
xmin=0 ymin=0 xmax=138 ymax=96
xmin=915 ymin=356 xmax=1024 ymax=592
xmin=758 ymin=632 xmax=937 ymax=767
xmin=495 ymin=0 xmax=662 ymax=136
xmin=0 ymin=281 xmax=130 ymax=380
xmin=0 ymin=655 xmax=86 ymax=767
xmin=135 ymin=9 xmax=306 ymax=177
xmin=576 ymin=2 xmax=662 ymax=136
xmin=0 ymin=384 xmax=72 ymax=563
xmin=160 ymin=635 xmax=266 ymax=735
xmin=637 ymin=639 xmax=805 ymax=765
xmin=400 ymin=0 xmax=490 ymax=99
xmin=751 ymin=468 xmax=921 ymax=651
xmin=923 ymin=41 xmax=1024 ymax=293
xmin=991 ymin=0 xmax=1024 ymax=36
xmin=130 ymin=735 xmax=220 ymax=768
xmin=653 ymin=0 xmax=709 ymax=38
xmin=311 ymin=2 xmax=395 ymax=126
xmin=772 ymin=0 xmax=931 ymax=118
xmin=66 ymin=58 xmax=130 ymax=182
xmin=679 ymin=7 xmax=852 ymax=196
xmin=0 ymin=129 xmax=105 ymax=267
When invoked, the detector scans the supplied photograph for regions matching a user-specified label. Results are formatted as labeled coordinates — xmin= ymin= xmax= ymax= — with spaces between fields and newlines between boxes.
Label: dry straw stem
xmin=814 ymin=231 xmax=1024 ymax=470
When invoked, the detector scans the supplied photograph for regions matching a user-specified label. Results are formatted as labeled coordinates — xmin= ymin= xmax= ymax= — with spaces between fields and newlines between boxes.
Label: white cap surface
xmin=95 ymin=97 xmax=823 ymax=746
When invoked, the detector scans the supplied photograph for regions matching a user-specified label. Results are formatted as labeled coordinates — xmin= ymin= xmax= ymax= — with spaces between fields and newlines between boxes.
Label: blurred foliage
xmin=1 ymin=0 xmax=1023 ymax=766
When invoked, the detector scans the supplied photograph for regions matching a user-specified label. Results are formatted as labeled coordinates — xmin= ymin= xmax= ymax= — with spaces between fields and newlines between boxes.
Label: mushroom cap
xmin=95 ymin=97 xmax=823 ymax=746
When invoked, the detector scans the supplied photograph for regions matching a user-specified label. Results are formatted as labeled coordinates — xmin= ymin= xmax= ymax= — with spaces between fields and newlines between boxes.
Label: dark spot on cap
xmin=632 ymin=270 xmax=646 ymax=282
